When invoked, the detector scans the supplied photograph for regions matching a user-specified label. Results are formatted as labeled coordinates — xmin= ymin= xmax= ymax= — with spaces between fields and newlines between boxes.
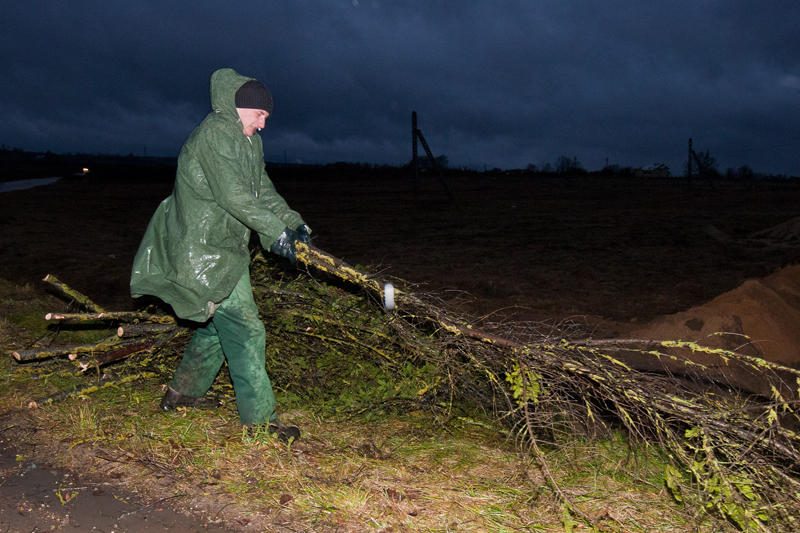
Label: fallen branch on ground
xmin=9 ymin=275 xmax=183 ymax=370
xmin=294 ymin=242 xmax=800 ymax=530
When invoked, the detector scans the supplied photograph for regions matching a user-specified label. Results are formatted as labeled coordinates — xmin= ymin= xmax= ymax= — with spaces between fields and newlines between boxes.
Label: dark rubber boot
xmin=160 ymin=387 xmax=220 ymax=411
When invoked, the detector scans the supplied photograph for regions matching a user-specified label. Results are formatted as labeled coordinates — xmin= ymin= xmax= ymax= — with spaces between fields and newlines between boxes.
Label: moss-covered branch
xmin=42 ymin=274 xmax=106 ymax=313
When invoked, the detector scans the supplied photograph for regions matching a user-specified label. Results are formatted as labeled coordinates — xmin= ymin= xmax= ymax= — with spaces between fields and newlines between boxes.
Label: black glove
xmin=270 ymin=227 xmax=298 ymax=264
xmin=295 ymin=224 xmax=312 ymax=244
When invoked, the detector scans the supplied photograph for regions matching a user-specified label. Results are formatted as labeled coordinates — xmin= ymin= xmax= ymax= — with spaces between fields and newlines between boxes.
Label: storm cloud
xmin=2 ymin=1 xmax=798 ymax=174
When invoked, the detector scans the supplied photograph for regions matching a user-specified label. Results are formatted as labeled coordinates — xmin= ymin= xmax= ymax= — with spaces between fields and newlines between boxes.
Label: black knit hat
xmin=235 ymin=80 xmax=273 ymax=113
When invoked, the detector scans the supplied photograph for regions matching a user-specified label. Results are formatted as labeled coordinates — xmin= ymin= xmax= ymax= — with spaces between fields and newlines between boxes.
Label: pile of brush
xmin=292 ymin=243 xmax=800 ymax=530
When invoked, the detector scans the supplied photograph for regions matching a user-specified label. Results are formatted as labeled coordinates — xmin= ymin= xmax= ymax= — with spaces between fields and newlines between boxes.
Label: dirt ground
xmin=2 ymin=170 xmax=799 ymax=328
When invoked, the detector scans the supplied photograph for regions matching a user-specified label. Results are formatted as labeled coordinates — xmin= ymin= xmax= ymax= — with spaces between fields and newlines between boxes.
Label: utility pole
xmin=686 ymin=137 xmax=716 ymax=188
xmin=410 ymin=111 xmax=453 ymax=202
xmin=411 ymin=110 xmax=441 ymax=173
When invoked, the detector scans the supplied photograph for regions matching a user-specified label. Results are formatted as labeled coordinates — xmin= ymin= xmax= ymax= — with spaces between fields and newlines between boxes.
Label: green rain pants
xmin=169 ymin=270 xmax=276 ymax=425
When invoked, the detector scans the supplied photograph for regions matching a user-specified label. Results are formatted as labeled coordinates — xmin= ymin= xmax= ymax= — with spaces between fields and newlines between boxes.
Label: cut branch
xmin=42 ymin=274 xmax=106 ymax=313
xmin=116 ymin=322 xmax=177 ymax=338
xmin=45 ymin=311 xmax=176 ymax=325
xmin=28 ymin=371 xmax=158 ymax=408
xmin=12 ymin=335 xmax=122 ymax=362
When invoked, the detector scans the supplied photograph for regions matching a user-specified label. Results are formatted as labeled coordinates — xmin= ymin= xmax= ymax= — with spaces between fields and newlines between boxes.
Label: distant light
xmin=81 ymin=167 xmax=90 ymax=175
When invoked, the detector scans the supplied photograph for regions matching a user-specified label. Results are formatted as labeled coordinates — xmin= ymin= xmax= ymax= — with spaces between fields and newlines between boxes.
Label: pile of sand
xmin=631 ymin=264 xmax=800 ymax=367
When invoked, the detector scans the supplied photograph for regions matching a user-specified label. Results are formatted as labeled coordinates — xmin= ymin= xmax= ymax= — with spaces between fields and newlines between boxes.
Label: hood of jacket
xmin=209 ymin=68 xmax=254 ymax=120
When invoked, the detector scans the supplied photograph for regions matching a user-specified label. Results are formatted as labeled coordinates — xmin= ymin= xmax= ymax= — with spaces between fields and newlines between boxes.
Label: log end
xmin=11 ymin=351 xmax=21 ymax=361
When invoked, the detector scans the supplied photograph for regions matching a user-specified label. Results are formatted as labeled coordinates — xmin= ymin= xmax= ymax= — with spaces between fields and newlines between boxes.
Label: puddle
xmin=0 ymin=177 xmax=62 ymax=193
xmin=0 ymin=438 xmax=230 ymax=532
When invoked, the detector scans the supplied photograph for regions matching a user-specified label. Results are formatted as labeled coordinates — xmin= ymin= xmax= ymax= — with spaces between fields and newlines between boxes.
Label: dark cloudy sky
xmin=2 ymin=1 xmax=799 ymax=175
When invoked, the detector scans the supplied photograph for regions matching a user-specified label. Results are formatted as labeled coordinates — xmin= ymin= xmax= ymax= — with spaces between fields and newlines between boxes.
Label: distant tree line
xmin=2 ymin=145 xmax=795 ymax=181
xmin=515 ymin=146 xmax=789 ymax=181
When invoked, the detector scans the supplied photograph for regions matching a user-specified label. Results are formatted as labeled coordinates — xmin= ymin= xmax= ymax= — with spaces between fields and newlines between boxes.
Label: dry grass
xmin=11 ymin=394 xmax=700 ymax=531
xmin=0 ymin=272 xmax=724 ymax=531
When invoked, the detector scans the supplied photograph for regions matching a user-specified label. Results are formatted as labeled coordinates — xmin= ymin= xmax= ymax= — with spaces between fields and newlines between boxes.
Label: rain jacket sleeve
xmin=193 ymin=126 xmax=301 ymax=249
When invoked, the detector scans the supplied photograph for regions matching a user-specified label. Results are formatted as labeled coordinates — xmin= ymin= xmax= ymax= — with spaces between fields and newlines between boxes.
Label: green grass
xmin=0 ymin=275 xmax=724 ymax=531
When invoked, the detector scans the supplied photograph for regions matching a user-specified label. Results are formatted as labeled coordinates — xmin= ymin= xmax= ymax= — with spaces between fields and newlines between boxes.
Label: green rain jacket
xmin=130 ymin=68 xmax=304 ymax=322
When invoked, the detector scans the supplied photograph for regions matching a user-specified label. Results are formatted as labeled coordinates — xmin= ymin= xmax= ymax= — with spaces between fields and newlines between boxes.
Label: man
xmin=130 ymin=67 xmax=309 ymax=442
